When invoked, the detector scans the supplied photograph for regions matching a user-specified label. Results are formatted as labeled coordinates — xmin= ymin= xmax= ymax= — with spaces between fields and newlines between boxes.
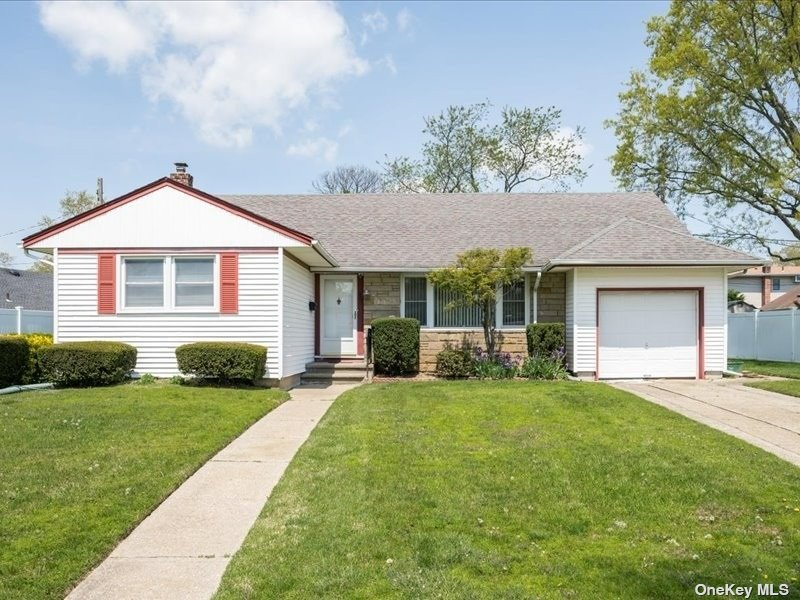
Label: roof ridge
xmin=554 ymin=218 xmax=631 ymax=260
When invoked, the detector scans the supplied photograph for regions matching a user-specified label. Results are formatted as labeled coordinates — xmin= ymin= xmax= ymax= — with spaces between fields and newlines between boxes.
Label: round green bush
xmin=175 ymin=342 xmax=267 ymax=382
xmin=435 ymin=348 xmax=473 ymax=379
xmin=526 ymin=322 xmax=566 ymax=359
xmin=38 ymin=341 xmax=137 ymax=387
xmin=0 ymin=336 xmax=30 ymax=388
xmin=371 ymin=317 xmax=420 ymax=375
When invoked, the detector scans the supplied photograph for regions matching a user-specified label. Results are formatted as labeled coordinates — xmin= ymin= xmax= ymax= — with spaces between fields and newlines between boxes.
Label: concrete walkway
xmin=612 ymin=378 xmax=800 ymax=467
xmin=68 ymin=383 xmax=357 ymax=600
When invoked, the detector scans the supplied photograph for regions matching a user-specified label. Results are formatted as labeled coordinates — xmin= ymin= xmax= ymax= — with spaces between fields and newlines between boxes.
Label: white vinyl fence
xmin=0 ymin=307 xmax=53 ymax=334
xmin=729 ymin=310 xmax=800 ymax=361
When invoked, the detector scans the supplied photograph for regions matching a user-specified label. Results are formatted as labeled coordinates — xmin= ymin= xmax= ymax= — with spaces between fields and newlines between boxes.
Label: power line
xmin=0 ymin=223 xmax=41 ymax=239
xmin=685 ymin=214 xmax=799 ymax=245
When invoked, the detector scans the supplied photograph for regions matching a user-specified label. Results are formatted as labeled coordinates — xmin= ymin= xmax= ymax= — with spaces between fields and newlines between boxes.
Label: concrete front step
xmin=301 ymin=361 xmax=369 ymax=383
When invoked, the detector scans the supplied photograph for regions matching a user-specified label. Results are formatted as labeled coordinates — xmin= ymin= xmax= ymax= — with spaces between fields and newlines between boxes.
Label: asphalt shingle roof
xmin=552 ymin=218 xmax=760 ymax=264
xmin=221 ymin=191 xmax=760 ymax=268
xmin=0 ymin=268 xmax=53 ymax=310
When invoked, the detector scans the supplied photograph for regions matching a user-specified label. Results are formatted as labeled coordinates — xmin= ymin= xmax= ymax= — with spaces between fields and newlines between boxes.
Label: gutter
xmin=310 ymin=240 xmax=339 ymax=268
xmin=309 ymin=265 xmax=546 ymax=273
xmin=543 ymin=259 xmax=767 ymax=270
xmin=23 ymin=248 xmax=53 ymax=267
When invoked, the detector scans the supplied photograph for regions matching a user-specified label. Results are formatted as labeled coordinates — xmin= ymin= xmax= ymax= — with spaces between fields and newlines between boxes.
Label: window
xmin=122 ymin=256 xmax=216 ymax=310
xmin=174 ymin=258 xmax=214 ymax=307
xmin=773 ymin=277 xmax=781 ymax=291
xmin=124 ymin=258 xmax=164 ymax=307
xmin=502 ymin=281 xmax=525 ymax=326
xmin=434 ymin=287 xmax=483 ymax=327
xmin=404 ymin=277 xmax=427 ymax=324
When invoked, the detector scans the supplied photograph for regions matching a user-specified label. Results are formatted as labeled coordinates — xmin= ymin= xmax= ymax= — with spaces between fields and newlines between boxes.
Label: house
xmin=728 ymin=264 xmax=800 ymax=308
xmin=760 ymin=284 xmax=800 ymax=311
xmin=0 ymin=267 xmax=53 ymax=310
xmin=21 ymin=164 xmax=764 ymax=385
xmin=728 ymin=299 xmax=757 ymax=313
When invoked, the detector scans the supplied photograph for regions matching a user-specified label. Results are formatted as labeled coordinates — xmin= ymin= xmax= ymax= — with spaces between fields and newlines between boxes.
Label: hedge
xmin=0 ymin=336 xmax=30 ymax=388
xmin=39 ymin=341 xmax=137 ymax=387
xmin=526 ymin=322 xmax=566 ymax=359
xmin=175 ymin=342 xmax=267 ymax=382
xmin=17 ymin=333 xmax=54 ymax=384
xmin=371 ymin=317 xmax=420 ymax=375
xmin=435 ymin=347 xmax=473 ymax=379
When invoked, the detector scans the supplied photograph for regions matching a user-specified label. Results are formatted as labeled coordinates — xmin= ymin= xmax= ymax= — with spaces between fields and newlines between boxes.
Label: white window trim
xmin=400 ymin=273 xmax=529 ymax=330
xmin=118 ymin=254 xmax=219 ymax=313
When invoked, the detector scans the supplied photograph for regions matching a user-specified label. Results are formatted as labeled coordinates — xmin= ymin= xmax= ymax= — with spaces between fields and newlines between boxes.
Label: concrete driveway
xmin=612 ymin=379 xmax=800 ymax=467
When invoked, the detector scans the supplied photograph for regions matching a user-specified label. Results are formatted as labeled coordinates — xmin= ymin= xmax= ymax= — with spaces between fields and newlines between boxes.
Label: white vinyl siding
xmin=568 ymin=266 xmax=726 ymax=376
xmin=56 ymin=252 xmax=281 ymax=378
xmin=282 ymin=253 xmax=315 ymax=377
xmin=565 ymin=269 xmax=575 ymax=372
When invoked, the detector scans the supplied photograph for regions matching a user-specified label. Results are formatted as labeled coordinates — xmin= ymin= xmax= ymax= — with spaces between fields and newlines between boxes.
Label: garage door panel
xmin=598 ymin=290 xmax=698 ymax=379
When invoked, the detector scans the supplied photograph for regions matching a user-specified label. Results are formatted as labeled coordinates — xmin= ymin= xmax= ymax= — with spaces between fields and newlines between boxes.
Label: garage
xmin=597 ymin=290 xmax=700 ymax=379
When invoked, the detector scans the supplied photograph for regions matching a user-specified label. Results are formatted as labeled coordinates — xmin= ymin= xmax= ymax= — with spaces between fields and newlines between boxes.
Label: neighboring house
xmin=0 ymin=267 xmax=53 ymax=310
xmin=21 ymin=164 xmax=763 ymax=385
xmin=728 ymin=264 xmax=800 ymax=308
xmin=728 ymin=300 xmax=757 ymax=313
xmin=760 ymin=284 xmax=800 ymax=311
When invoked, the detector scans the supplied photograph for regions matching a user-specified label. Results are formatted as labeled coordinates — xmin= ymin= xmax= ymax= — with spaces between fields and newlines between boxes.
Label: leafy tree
xmin=312 ymin=166 xmax=384 ymax=193
xmin=384 ymin=102 xmax=587 ymax=193
xmin=39 ymin=190 xmax=99 ymax=229
xmin=0 ymin=252 xmax=13 ymax=267
xmin=427 ymin=247 xmax=532 ymax=357
xmin=607 ymin=0 xmax=800 ymax=259
xmin=728 ymin=289 xmax=745 ymax=303
xmin=32 ymin=190 xmax=99 ymax=272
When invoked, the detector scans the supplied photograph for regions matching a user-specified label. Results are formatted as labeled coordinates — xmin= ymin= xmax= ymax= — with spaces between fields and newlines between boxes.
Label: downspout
xmin=23 ymin=248 xmax=53 ymax=267
xmin=532 ymin=271 xmax=542 ymax=323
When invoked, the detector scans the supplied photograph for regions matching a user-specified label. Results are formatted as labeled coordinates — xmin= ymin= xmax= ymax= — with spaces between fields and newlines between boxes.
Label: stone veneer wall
xmin=419 ymin=330 xmax=527 ymax=373
xmin=535 ymin=272 xmax=566 ymax=323
xmin=363 ymin=273 xmax=401 ymax=324
xmin=361 ymin=271 xmax=566 ymax=373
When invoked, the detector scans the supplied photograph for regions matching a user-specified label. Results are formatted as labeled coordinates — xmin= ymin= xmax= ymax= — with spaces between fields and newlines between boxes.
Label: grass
xmin=746 ymin=380 xmax=800 ymax=399
xmin=215 ymin=381 xmax=800 ymax=600
xmin=0 ymin=383 xmax=286 ymax=600
xmin=741 ymin=360 xmax=800 ymax=379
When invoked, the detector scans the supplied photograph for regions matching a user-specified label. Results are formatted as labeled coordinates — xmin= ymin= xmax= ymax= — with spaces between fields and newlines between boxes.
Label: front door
xmin=321 ymin=276 xmax=357 ymax=356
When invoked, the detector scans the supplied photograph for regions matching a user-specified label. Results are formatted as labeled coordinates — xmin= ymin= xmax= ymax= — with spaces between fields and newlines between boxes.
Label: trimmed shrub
xmin=175 ymin=342 xmax=267 ymax=382
xmin=39 ymin=341 xmax=137 ymax=387
xmin=16 ymin=333 xmax=54 ymax=384
xmin=0 ymin=336 xmax=30 ymax=388
xmin=435 ymin=347 xmax=473 ymax=379
xmin=526 ymin=323 xmax=566 ymax=359
xmin=371 ymin=317 xmax=420 ymax=375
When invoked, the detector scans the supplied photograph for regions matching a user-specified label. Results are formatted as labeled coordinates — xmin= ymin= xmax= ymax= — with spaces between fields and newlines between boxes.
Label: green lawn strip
xmin=746 ymin=380 xmax=800 ymax=399
xmin=215 ymin=381 xmax=800 ymax=600
xmin=0 ymin=383 xmax=286 ymax=600
xmin=741 ymin=360 xmax=800 ymax=379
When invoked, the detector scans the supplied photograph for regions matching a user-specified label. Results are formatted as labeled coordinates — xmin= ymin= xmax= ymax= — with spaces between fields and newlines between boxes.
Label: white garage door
xmin=598 ymin=290 xmax=698 ymax=379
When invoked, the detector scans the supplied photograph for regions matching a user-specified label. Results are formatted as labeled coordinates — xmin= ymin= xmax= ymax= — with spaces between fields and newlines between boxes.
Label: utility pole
xmin=97 ymin=177 xmax=104 ymax=204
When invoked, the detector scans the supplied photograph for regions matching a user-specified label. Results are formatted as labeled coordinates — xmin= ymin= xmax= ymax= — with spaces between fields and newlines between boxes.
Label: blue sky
xmin=0 ymin=1 xmax=669 ymax=267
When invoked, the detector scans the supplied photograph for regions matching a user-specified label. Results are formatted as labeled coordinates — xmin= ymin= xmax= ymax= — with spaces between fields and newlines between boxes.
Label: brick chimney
xmin=762 ymin=275 xmax=772 ymax=306
xmin=169 ymin=162 xmax=193 ymax=187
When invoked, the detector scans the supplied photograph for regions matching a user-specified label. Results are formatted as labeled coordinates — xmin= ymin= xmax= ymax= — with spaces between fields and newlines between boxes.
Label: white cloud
xmin=287 ymin=137 xmax=338 ymax=162
xmin=377 ymin=54 xmax=398 ymax=75
xmin=557 ymin=127 xmax=593 ymax=158
xmin=39 ymin=1 xmax=368 ymax=148
xmin=396 ymin=8 xmax=413 ymax=33
xmin=361 ymin=9 xmax=388 ymax=33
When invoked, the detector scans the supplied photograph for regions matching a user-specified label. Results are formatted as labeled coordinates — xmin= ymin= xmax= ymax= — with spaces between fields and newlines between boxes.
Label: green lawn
xmin=741 ymin=360 xmax=800 ymax=379
xmin=747 ymin=379 xmax=800 ymax=399
xmin=0 ymin=383 xmax=286 ymax=600
xmin=216 ymin=381 xmax=800 ymax=600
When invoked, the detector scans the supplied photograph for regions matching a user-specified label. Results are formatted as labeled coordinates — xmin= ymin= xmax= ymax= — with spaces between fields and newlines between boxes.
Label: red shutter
xmin=220 ymin=253 xmax=239 ymax=314
xmin=97 ymin=253 xmax=116 ymax=314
